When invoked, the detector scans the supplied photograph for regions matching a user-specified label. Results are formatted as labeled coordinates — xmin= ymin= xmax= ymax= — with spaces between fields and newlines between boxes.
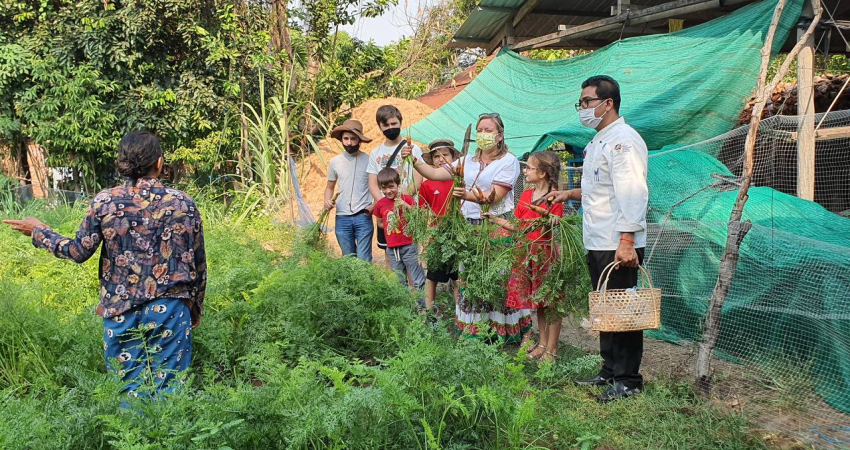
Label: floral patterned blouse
xmin=32 ymin=177 xmax=206 ymax=325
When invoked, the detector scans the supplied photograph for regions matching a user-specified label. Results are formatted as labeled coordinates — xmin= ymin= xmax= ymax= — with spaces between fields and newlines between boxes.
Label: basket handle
xmin=595 ymin=261 xmax=656 ymax=293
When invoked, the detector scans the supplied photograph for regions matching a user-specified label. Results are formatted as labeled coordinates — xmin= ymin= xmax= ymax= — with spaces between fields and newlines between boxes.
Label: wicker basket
xmin=589 ymin=262 xmax=661 ymax=332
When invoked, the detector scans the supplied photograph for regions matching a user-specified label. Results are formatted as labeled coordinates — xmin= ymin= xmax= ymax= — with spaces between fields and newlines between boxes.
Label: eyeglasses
xmin=479 ymin=112 xmax=501 ymax=119
xmin=523 ymin=165 xmax=539 ymax=171
xmin=574 ymin=98 xmax=608 ymax=111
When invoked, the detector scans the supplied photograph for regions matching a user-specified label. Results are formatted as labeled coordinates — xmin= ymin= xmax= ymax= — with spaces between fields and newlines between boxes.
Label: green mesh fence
xmin=644 ymin=112 xmax=850 ymax=419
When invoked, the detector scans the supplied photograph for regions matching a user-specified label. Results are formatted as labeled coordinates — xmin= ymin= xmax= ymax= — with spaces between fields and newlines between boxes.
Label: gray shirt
xmin=328 ymin=151 xmax=372 ymax=216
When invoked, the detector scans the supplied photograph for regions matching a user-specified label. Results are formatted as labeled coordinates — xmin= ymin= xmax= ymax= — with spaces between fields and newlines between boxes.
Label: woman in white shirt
xmin=404 ymin=113 xmax=531 ymax=343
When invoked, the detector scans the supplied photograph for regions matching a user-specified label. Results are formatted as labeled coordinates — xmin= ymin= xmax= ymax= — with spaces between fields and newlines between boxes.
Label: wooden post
xmin=694 ymin=0 xmax=822 ymax=395
xmin=796 ymin=2 xmax=816 ymax=201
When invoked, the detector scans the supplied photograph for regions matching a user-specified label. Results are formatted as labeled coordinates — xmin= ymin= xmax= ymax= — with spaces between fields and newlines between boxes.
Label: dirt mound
xmin=350 ymin=97 xmax=434 ymax=143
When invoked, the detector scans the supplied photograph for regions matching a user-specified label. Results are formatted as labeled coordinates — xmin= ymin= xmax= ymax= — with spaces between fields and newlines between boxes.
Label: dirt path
xmin=550 ymin=316 xmax=850 ymax=449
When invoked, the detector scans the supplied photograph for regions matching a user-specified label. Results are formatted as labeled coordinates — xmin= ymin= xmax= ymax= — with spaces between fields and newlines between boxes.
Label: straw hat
xmin=423 ymin=139 xmax=460 ymax=166
xmin=330 ymin=119 xmax=372 ymax=143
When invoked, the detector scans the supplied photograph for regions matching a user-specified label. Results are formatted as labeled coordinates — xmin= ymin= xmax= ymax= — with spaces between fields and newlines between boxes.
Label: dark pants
xmin=587 ymin=248 xmax=645 ymax=389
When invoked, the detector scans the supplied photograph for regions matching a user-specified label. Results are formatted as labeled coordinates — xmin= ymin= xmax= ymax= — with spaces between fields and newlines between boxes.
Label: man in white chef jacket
xmin=551 ymin=75 xmax=649 ymax=403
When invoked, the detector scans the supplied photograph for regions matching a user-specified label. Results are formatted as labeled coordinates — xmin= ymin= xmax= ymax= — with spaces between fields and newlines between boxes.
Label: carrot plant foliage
xmin=0 ymin=204 xmax=770 ymax=450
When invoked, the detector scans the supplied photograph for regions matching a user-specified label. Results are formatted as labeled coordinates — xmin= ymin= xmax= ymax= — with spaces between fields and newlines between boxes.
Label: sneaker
xmin=596 ymin=381 xmax=642 ymax=403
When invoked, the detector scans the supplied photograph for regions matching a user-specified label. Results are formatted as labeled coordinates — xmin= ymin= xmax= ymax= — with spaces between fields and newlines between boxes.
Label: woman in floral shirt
xmin=4 ymin=130 xmax=206 ymax=398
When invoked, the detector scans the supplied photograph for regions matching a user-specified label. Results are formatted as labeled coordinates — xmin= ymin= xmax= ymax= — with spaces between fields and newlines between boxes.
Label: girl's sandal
xmin=528 ymin=345 xmax=547 ymax=360
xmin=539 ymin=351 xmax=557 ymax=363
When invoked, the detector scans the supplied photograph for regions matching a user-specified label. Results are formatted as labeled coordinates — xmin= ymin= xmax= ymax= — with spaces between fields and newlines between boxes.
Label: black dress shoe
xmin=574 ymin=374 xmax=611 ymax=386
xmin=596 ymin=381 xmax=642 ymax=403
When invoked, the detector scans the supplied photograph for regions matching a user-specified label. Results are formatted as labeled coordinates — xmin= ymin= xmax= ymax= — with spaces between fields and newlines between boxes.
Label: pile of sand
xmin=292 ymin=97 xmax=433 ymax=260
xmin=350 ymin=97 xmax=434 ymax=143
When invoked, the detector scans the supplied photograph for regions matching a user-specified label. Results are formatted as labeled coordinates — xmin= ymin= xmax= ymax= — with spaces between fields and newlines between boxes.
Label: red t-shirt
xmin=373 ymin=195 xmax=415 ymax=248
xmin=514 ymin=189 xmax=565 ymax=241
xmin=418 ymin=180 xmax=454 ymax=216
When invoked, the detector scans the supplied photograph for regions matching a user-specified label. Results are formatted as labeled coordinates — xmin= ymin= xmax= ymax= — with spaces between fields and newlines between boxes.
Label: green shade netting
xmin=645 ymin=147 xmax=850 ymax=412
xmin=409 ymin=0 xmax=803 ymax=155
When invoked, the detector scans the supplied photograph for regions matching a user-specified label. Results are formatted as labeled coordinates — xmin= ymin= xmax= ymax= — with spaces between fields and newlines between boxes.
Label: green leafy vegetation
xmin=405 ymin=180 xmax=472 ymax=275
xmin=0 ymin=203 xmax=776 ymax=448
xmin=528 ymin=215 xmax=592 ymax=319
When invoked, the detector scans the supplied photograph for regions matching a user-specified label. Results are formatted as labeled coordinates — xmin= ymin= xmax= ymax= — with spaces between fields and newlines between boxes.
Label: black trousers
xmin=587 ymin=248 xmax=645 ymax=389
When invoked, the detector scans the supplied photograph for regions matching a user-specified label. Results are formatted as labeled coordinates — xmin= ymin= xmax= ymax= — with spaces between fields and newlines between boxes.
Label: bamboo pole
xmin=694 ymin=0 xmax=822 ymax=395
xmin=797 ymin=0 xmax=816 ymax=200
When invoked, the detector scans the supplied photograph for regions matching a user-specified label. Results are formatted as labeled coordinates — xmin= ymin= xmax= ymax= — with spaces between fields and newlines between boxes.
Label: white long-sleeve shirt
xmin=580 ymin=117 xmax=649 ymax=251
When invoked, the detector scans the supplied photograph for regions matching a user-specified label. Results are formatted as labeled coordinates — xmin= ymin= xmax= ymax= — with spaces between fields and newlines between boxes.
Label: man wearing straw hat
xmin=325 ymin=119 xmax=374 ymax=262
xmin=550 ymin=75 xmax=649 ymax=403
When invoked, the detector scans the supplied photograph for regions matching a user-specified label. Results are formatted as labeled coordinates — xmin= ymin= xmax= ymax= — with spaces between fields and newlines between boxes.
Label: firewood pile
xmin=738 ymin=74 xmax=850 ymax=125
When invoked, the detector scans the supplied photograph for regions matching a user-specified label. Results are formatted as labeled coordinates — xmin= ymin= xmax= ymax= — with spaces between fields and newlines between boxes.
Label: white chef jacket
xmin=580 ymin=117 xmax=649 ymax=251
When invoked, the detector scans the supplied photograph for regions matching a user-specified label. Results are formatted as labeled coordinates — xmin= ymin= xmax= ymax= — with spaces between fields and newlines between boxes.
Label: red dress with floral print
xmin=504 ymin=190 xmax=564 ymax=310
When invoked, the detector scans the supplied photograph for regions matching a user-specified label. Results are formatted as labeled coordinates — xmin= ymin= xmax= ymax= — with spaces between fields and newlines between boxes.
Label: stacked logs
xmin=738 ymin=74 xmax=850 ymax=125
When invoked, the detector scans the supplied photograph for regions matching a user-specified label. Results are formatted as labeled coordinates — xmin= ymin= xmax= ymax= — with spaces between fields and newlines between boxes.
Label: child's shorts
xmin=426 ymin=268 xmax=459 ymax=283
xmin=376 ymin=225 xmax=388 ymax=250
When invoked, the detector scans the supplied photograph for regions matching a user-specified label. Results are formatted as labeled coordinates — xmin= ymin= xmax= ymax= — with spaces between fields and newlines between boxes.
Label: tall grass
xmin=241 ymin=72 xmax=329 ymax=216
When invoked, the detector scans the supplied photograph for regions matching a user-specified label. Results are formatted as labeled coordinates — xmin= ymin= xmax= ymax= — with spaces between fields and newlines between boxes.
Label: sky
xmin=339 ymin=1 xmax=432 ymax=46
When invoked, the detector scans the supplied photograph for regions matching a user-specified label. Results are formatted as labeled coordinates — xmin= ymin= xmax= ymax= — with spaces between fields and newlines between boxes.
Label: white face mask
xmin=578 ymin=101 xmax=607 ymax=129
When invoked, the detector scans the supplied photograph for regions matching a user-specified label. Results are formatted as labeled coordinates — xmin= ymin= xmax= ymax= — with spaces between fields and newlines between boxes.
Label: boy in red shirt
xmin=373 ymin=168 xmax=426 ymax=290
xmin=418 ymin=139 xmax=460 ymax=315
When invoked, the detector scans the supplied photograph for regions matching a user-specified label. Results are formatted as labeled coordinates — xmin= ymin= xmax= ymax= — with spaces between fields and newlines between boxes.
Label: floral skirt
xmin=505 ymin=242 xmax=556 ymax=310
xmin=454 ymin=290 xmax=532 ymax=343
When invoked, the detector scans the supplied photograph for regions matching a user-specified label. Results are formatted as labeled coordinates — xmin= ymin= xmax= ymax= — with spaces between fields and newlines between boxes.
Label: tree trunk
xmin=73 ymin=166 xmax=80 ymax=192
xmin=240 ymin=87 xmax=251 ymax=185
xmin=270 ymin=0 xmax=293 ymax=68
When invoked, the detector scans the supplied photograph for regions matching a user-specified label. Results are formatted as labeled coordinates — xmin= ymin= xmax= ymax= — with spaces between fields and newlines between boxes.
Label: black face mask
xmin=343 ymin=144 xmax=360 ymax=154
xmin=382 ymin=127 xmax=401 ymax=140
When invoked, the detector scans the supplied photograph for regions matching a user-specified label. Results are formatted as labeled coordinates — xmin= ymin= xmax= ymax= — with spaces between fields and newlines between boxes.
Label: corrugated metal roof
xmin=453 ymin=0 xmax=672 ymax=45
xmin=452 ymin=0 xmax=524 ymax=44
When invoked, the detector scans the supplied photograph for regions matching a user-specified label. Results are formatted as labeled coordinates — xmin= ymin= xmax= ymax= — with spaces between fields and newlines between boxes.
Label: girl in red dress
xmin=488 ymin=151 xmax=564 ymax=361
